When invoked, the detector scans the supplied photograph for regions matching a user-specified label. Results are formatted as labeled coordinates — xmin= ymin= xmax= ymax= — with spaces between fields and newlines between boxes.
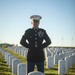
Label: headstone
xmin=71 ymin=55 xmax=75 ymax=64
xmin=28 ymin=71 xmax=45 ymax=75
xmin=66 ymin=52 xmax=71 ymax=57
xmin=16 ymin=49 xmax=18 ymax=54
xmin=65 ymin=57 xmax=69 ymax=69
xmin=59 ymin=53 xmax=64 ymax=60
xmin=58 ymin=60 xmax=67 ymax=74
xmin=21 ymin=50 xmax=24 ymax=56
xmin=51 ymin=52 xmax=54 ymax=57
xmin=72 ymin=53 xmax=75 ymax=56
xmin=5 ymin=52 xmax=12 ymax=64
xmin=7 ymin=54 xmax=12 ymax=64
xmin=54 ymin=54 xmax=59 ymax=64
xmin=0 ymin=48 xmax=6 ymax=57
xmin=68 ymin=55 xmax=72 ymax=68
xmin=12 ymin=59 xmax=21 ymax=74
xmin=46 ymin=48 xmax=51 ymax=57
xmin=46 ymin=56 xmax=54 ymax=68
xmin=14 ymin=48 xmax=17 ymax=53
xmin=19 ymin=50 xmax=21 ymax=55
xmin=17 ymin=63 xmax=26 ymax=75
xmin=5 ymin=52 xmax=9 ymax=61
xmin=9 ymin=56 xmax=16 ymax=68
xmin=24 ymin=50 xmax=28 ymax=57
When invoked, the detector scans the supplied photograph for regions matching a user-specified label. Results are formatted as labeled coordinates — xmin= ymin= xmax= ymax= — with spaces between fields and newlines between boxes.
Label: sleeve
xmin=20 ymin=30 xmax=29 ymax=48
xmin=42 ymin=30 xmax=51 ymax=48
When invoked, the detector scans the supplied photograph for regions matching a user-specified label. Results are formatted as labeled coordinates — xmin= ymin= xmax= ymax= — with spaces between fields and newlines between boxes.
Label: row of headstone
xmin=8 ymin=46 xmax=28 ymax=57
xmin=7 ymin=46 xmax=75 ymax=74
xmin=8 ymin=46 xmax=75 ymax=74
xmin=45 ymin=47 xmax=75 ymax=57
xmin=0 ymin=47 xmax=27 ymax=75
xmin=58 ymin=54 xmax=75 ymax=74
xmin=45 ymin=47 xmax=75 ymax=74
xmin=0 ymin=47 xmax=45 ymax=75
xmin=45 ymin=47 xmax=75 ymax=65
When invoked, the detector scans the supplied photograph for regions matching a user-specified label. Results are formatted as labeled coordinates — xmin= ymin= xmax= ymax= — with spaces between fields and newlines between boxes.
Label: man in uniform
xmin=20 ymin=15 xmax=51 ymax=74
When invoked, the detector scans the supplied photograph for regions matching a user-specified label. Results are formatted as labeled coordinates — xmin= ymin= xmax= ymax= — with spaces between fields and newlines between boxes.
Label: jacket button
xmin=35 ymin=34 xmax=37 ymax=36
xmin=35 ymin=38 xmax=37 ymax=40
xmin=35 ymin=42 xmax=37 ymax=43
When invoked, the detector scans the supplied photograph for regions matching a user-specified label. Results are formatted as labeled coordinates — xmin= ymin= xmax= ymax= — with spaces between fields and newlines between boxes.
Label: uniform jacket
xmin=20 ymin=28 xmax=51 ymax=62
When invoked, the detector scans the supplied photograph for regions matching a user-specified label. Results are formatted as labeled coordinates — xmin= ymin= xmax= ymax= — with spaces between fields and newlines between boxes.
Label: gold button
xmin=35 ymin=43 xmax=37 ymax=47
xmin=35 ymin=38 xmax=37 ymax=40
xmin=35 ymin=34 xmax=37 ymax=36
xmin=35 ymin=42 xmax=37 ymax=43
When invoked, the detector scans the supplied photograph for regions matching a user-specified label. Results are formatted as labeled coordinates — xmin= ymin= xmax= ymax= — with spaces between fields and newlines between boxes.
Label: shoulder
xmin=25 ymin=28 xmax=32 ymax=32
xmin=24 ymin=28 xmax=32 ymax=35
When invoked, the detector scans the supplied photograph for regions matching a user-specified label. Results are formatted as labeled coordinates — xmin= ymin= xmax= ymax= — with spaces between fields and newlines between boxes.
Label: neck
xmin=33 ymin=27 xmax=38 ymax=30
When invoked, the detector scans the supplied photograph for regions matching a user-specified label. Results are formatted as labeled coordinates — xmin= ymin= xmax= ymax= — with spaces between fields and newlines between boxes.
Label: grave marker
xmin=17 ymin=63 xmax=26 ymax=75
xmin=12 ymin=59 xmax=21 ymax=74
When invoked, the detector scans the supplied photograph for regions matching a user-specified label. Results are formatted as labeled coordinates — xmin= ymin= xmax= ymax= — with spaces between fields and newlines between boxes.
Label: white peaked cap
xmin=30 ymin=15 xmax=42 ymax=21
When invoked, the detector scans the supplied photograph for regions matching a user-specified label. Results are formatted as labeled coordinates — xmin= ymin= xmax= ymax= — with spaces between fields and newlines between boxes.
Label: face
xmin=31 ymin=20 xmax=40 ymax=29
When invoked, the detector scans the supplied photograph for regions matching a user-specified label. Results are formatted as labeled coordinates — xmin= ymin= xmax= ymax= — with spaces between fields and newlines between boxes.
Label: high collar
xmin=32 ymin=27 xmax=39 ymax=30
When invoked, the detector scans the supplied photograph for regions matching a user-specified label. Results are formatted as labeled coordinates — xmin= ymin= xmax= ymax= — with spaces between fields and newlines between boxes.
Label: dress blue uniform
xmin=20 ymin=28 xmax=51 ymax=62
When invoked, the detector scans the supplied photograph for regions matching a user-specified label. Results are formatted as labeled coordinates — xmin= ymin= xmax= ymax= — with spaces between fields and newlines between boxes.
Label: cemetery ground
xmin=0 ymin=48 xmax=75 ymax=75
xmin=0 ymin=52 xmax=16 ymax=75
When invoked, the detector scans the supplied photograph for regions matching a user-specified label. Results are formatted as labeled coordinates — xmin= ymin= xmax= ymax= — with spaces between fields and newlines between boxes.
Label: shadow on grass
xmin=0 ymin=66 xmax=11 ymax=72
xmin=0 ymin=63 xmax=8 ymax=66
xmin=0 ymin=53 xmax=13 ymax=75
xmin=45 ymin=68 xmax=58 ymax=71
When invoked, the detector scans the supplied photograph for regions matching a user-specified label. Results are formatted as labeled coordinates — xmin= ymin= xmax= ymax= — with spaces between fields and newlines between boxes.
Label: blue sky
xmin=0 ymin=0 xmax=75 ymax=46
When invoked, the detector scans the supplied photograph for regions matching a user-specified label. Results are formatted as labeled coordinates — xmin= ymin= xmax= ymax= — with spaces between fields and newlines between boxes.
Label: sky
xmin=0 ymin=0 xmax=75 ymax=47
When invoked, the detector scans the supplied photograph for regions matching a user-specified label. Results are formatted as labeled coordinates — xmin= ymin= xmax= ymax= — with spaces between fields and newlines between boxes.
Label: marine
xmin=20 ymin=15 xmax=51 ymax=74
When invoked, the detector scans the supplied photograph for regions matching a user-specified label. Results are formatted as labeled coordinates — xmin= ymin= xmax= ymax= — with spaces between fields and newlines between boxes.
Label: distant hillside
xmin=0 ymin=43 xmax=14 ymax=47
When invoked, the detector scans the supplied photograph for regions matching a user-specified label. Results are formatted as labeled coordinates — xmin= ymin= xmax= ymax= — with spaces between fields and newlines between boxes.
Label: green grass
xmin=0 ymin=48 xmax=75 ymax=75
xmin=0 ymin=52 xmax=16 ymax=75
xmin=4 ymin=48 xmax=26 ymax=63
xmin=68 ymin=64 xmax=75 ymax=75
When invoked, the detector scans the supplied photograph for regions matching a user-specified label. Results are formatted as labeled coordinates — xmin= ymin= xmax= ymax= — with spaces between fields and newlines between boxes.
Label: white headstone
xmin=5 ymin=52 xmax=10 ymax=61
xmin=51 ymin=52 xmax=54 ymax=57
xmin=5 ymin=52 xmax=12 ymax=64
xmin=18 ymin=50 xmax=21 ymax=54
xmin=68 ymin=55 xmax=72 ymax=68
xmin=71 ymin=55 xmax=75 ymax=64
xmin=46 ymin=48 xmax=51 ymax=57
xmin=17 ymin=63 xmax=26 ymax=75
xmin=65 ymin=57 xmax=69 ymax=69
xmin=9 ymin=56 xmax=16 ymax=68
xmin=54 ymin=54 xmax=59 ymax=64
xmin=59 ymin=53 xmax=64 ymax=60
xmin=7 ymin=54 xmax=12 ymax=64
xmin=21 ymin=50 xmax=25 ymax=56
xmin=58 ymin=60 xmax=67 ymax=74
xmin=24 ymin=50 xmax=28 ymax=57
xmin=46 ymin=56 xmax=54 ymax=68
xmin=28 ymin=71 xmax=45 ymax=75
xmin=72 ymin=53 xmax=75 ymax=56
xmin=12 ymin=59 xmax=21 ymax=74
xmin=0 ymin=48 xmax=6 ymax=57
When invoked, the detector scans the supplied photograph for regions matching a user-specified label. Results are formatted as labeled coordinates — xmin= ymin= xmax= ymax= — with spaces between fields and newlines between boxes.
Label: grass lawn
xmin=0 ymin=52 xmax=16 ymax=75
xmin=0 ymin=48 xmax=75 ymax=75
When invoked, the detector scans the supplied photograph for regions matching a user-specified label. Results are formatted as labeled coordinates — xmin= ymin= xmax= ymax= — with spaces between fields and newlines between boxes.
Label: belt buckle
xmin=35 ymin=44 xmax=37 ymax=47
